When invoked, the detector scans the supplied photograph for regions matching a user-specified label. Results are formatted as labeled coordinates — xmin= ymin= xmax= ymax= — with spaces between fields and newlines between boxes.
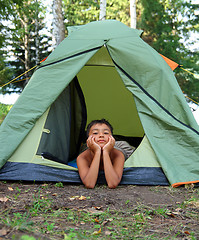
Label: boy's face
xmin=89 ymin=123 xmax=112 ymax=148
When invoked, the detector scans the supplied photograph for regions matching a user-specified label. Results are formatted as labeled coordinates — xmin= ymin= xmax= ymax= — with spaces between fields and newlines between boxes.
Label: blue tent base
xmin=0 ymin=162 xmax=169 ymax=186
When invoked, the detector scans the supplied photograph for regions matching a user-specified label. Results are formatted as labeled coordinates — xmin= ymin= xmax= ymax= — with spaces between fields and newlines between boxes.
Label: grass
xmin=0 ymin=102 xmax=12 ymax=125
xmin=0 ymin=183 xmax=199 ymax=239
xmin=1 ymin=189 xmax=198 ymax=240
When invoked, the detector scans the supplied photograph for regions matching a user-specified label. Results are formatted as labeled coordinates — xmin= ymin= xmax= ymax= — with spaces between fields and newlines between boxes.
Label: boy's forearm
xmin=82 ymin=151 xmax=101 ymax=188
xmin=103 ymin=151 xmax=121 ymax=189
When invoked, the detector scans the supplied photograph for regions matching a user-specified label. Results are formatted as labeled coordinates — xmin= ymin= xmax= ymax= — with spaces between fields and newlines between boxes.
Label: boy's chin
xmin=98 ymin=143 xmax=106 ymax=148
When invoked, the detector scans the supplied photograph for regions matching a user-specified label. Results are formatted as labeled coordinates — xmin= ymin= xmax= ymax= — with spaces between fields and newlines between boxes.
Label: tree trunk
xmin=52 ymin=0 xmax=65 ymax=47
xmin=35 ymin=0 xmax=39 ymax=65
xmin=99 ymin=0 xmax=106 ymax=20
xmin=130 ymin=0 xmax=136 ymax=28
xmin=23 ymin=15 xmax=30 ymax=85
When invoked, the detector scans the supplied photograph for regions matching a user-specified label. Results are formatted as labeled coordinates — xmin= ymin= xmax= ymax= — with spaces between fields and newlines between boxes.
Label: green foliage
xmin=20 ymin=235 xmax=37 ymax=240
xmin=63 ymin=0 xmax=130 ymax=34
xmin=138 ymin=0 xmax=199 ymax=102
xmin=29 ymin=191 xmax=52 ymax=216
xmin=0 ymin=103 xmax=12 ymax=125
xmin=55 ymin=182 xmax=64 ymax=188
xmin=63 ymin=0 xmax=99 ymax=31
xmin=106 ymin=0 xmax=130 ymax=26
xmin=0 ymin=0 xmax=51 ymax=94
xmin=12 ymin=187 xmax=22 ymax=200
xmin=0 ymin=54 xmax=14 ymax=92
xmin=139 ymin=0 xmax=192 ymax=58
xmin=44 ymin=222 xmax=55 ymax=232
xmin=2 ymin=212 xmax=33 ymax=231
xmin=0 ymin=0 xmax=24 ymax=17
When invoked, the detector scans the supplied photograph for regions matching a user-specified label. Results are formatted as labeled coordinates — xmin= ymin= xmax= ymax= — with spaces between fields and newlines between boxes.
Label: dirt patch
xmin=0 ymin=182 xmax=198 ymax=239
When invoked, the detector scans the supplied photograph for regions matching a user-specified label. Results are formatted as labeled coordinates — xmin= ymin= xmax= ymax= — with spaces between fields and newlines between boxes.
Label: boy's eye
xmin=93 ymin=132 xmax=98 ymax=135
xmin=104 ymin=132 xmax=109 ymax=134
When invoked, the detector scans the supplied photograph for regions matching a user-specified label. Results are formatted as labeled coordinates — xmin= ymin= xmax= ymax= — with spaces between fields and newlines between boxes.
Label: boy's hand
xmin=103 ymin=136 xmax=115 ymax=154
xmin=87 ymin=135 xmax=101 ymax=154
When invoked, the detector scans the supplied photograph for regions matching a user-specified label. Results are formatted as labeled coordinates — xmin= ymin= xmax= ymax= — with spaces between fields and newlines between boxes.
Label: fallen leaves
xmin=91 ymin=216 xmax=114 ymax=236
xmin=188 ymin=200 xmax=199 ymax=208
xmin=105 ymin=230 xmax=112 ymax=236
xmin=102 ymin=218 xmax=113 ymax=226
xmin=92 ymin=227 xmax=101 ymax=235
xmin=185 ymin=183 xmax=195 ymax=190
xmin=94 ymin=206 xmax=102 ymax=210
xmin=69 ymin=195 xmax=88 ymax=201
xmin=184 ymin=197 xmax=199 ymax=209
xmin=166 ymin=208 xmax=182 ymax=218
xmin=85 ymin=207 xmax=104 ymax=215
xmin=94 ymin=218 xmax=99 ymax=223
xmin=79 ymin=195 xmax=87 ymax=201
xmin=0 ymin=197 xmax=8 ymax=203
xmin=0 ymin=227 xmax=8 ymax=237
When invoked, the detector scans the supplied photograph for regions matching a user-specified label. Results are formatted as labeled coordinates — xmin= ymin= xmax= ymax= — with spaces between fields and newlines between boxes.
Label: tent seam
xmin=110 ymin=58 xmax=199 ymax=136
xmin=37 ymin=46 xmax=102 ymax=70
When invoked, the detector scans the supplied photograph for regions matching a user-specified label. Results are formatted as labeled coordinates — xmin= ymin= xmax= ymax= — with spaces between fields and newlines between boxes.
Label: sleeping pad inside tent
xmin=0 ymin=20 xmax=198 ymax=187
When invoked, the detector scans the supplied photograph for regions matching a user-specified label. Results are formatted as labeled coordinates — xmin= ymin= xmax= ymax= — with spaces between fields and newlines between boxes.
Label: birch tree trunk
xmin=99 ymin=0 xmax=106 ymax=20
xmin=52 ymin=0 xmax=65 ymax=47
xmin=21 ymin=9 xmax=30 ymax=85
xmin=24 ymin=16 xmax=29 ymax=76
xmin=35 ymin=0 xmax=39 ymax=65
xmin=130 ymin=0 xmax=136 ymax=28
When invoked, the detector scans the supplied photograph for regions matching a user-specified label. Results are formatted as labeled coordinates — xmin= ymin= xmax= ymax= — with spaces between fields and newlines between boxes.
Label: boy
xmin=77 ymin=119 xmax=125 ymax=189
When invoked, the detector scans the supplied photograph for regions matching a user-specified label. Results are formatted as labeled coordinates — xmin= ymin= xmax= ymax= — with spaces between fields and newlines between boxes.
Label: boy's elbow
xmin=107 ymin=181 xmax=119 ymax=189
xmin=85 ymin=184 xmax=95 ymax=189
xmin=107 ymin=177 xmax=121 ymax=189
xmin=108 ymin=184 xmax=117 ymax=189
xmin=84 ymin=181 xmax=95 ymax=189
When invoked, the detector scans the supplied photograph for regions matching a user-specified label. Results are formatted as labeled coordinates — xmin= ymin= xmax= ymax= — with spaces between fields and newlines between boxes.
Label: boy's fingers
xmin=87 ymin=135 xmax=93 ymax=147
xmin=87 ymin=135 xmax=92 ymax=141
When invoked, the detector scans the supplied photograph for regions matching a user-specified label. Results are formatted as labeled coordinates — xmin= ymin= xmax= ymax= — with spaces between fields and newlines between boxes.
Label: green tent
xmin=0 ymin=20 xmax=199 ymax=187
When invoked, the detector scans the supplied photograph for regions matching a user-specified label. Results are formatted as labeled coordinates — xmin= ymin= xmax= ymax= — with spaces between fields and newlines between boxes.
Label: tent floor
xmin=0 ymin=162 xmax=169 ymax=186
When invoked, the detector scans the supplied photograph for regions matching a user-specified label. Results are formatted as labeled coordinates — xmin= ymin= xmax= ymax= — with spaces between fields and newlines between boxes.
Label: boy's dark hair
xmin=86 ymin=119 xmax=113 ymax=138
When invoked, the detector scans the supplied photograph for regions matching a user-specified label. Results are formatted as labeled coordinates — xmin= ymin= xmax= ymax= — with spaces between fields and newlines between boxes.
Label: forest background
xmin=0 ymin=0 xmax=198 ymax=107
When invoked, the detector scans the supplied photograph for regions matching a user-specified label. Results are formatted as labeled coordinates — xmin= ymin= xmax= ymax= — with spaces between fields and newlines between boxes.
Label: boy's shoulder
xmin=111 ymin=147 xmax=124 ymax=158
xmin=78 ymin=148 xmax=90 ymax=157
xmin=77 ymin=148 xmax=92 ymax=162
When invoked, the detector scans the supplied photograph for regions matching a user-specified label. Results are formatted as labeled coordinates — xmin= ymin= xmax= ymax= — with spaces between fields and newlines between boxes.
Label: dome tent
xmin=0 ymin=20 xmax=198 ymax=187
